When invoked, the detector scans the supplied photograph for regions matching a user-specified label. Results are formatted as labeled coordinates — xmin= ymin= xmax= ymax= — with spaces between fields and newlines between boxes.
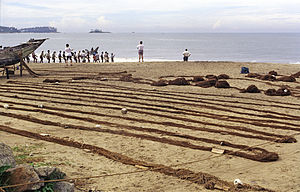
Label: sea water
xmin=1 ymin=33 xmax=300 ymax=64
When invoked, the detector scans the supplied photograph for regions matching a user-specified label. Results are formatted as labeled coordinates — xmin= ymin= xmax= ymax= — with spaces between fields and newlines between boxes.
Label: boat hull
xmin=0 ymin=39 xmax=47 ymax=68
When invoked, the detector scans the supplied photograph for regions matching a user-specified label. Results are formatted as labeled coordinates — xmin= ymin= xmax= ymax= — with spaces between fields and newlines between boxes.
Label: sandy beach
xmin=0 ymin=61 xmax=300 ymax=192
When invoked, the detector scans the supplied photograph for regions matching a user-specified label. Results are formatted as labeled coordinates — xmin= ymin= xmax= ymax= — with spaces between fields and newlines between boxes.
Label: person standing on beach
xmin=46 ymin=50 xmax=51 ymax=63
xmin=77 ymin=51 xmax=81 ymax=63
xmin=40 ymin=51 xmax=44 ymax=63
xmin=137 ymin=41 xmax=144 ymax=62
xmin=87 ymin=52 xmax=90 ymax=63
xmin=58 ymin=51 xmax=62 ymax=63
xmin=104 ymin=52 xmax=109 ymax=62
xmin=81 ymin=50 xmax=86 ymax=63
xmin=26 ymin=55 xmax=30 ymax=63
xmin=111 ymin=53 xmax=115 ymax=62
xmin=52 ymin=51 xmax=57 ymax=63
xmin=182 ymin=49 xmax=191 ymax=62
xmin=95 ymin=52 xmax=100 ymax=62
xmin=73 ymin=52 xmax=78 ymax=63
xmin=93 ymin=52 xmax=97 ymax=63
xmin=32 ymin=52 xmax=38 ymax=63
xmin=65 ymin=44 xmax=73 ymax=66
xmin=63 ymin=51 xmax=66 ymax=63
xmin=100 ymin=52 xmax=104 ymax=63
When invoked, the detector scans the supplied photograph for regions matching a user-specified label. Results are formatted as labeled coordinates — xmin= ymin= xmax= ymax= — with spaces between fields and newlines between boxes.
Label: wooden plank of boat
xmin=0 ymin=38 xmax=47 ymax=68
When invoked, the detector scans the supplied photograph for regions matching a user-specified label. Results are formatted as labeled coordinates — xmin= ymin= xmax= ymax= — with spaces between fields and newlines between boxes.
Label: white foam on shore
xmin=289 ymin=61 xmax=300 ymax=65
xmin=114 ymin=57 xmax=179 ymax=62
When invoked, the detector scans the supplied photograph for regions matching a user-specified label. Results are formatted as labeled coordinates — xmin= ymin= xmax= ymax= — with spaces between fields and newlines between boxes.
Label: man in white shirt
xmin=182 ymin=49 xmax=191 ymax=62
xmin=65 ymin=44 xmax=73 ymax=66
xmin=137 ymin=41 xmax=144 ymax=62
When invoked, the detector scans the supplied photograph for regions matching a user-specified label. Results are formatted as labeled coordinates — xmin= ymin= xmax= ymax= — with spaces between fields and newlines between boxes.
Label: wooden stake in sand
xmin=19 ymin=59 xmax=39 ymax=77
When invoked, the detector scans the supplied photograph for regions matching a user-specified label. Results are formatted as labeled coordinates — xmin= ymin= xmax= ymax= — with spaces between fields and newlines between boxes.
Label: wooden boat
xmin=0 ymin=38 xmax=47 ymax=68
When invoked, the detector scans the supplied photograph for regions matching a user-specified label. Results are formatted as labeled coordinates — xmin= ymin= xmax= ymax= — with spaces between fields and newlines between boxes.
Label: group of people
xmin=25 ymin=41 xmax=191 ymax=64
xmin=27 ymin=44 xmax=115 ymax=65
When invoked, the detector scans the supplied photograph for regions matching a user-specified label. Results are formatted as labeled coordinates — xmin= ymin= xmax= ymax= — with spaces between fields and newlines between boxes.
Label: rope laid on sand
xmin=1 ymin=128 xmax=298 ymax=192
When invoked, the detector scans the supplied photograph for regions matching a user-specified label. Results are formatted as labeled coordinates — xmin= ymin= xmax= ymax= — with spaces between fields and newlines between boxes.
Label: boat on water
xmin=89 ymin=29 xmax=110 ymax=33
xmin=0 ymin=38 xmax=47 ymax=68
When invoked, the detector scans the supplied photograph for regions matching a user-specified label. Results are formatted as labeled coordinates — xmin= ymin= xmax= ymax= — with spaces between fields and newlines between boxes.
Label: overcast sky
xmin=1 ymin=0 xmax=300 ymax=33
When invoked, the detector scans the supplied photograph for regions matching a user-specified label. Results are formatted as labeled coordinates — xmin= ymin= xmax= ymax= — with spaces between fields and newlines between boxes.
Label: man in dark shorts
xmin=182 ymin=49 xmax=191 ymax=62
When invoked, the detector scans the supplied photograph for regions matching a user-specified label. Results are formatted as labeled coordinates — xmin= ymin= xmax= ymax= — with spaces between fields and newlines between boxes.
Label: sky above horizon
xmin=1 ymin=0 xmax=300 ymax=33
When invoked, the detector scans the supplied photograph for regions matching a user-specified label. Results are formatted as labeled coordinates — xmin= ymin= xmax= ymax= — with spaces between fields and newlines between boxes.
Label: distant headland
xmin=89 ymin=29 xmax=110 ymax=33
xmin=0 ymin=26 xmax=58 ymax=33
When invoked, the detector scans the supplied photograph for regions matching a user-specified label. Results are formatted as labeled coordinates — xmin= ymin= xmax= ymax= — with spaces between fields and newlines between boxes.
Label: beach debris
xmin=211 ymin=148 xmax=225 ymax=154
xmin=214 ymin=183 xmax=230 ymax=191
xmin=215 ymin=80 xmax=230 ymax=88
xmin=100 ymin=78 xmax=108 ymax=81
xmin=207 ymin=79 xmax=217 ymax=85
xmin=265 ymin=87 xmax=291 ymax=96
xmin=241 ymin=67 xmax=249 ymax=74
xmin=196 ymin=78 xmax=218 ymax=88
xmin=276 ymin=87 xmax=291 ymax=96
xmin=259 ymin=74 xmax=276 ymax=81
xmin=205 ymin=75 xmax=218 ymax=80
xmin=217 ymin=74 xmax=230 ymax=79
xmin=168 ymin=78 xmax=190 ymax=85
xmin=195 ymin=80 xmax=214 ymax=88
xmin=275 ymin=136 xmax=297 ymax=143
xmin=268 ymin=71 xmax=278 ymax=76
xmin=40 ymin=133 xmax=50 ymax=136
xmin=72 ymin=76 xmax=89 ymax=80
xmin=246 ymin=73 xmax=260 ymax=78
xmin=234 ymin=179 xmax=243 ymax=188
xmin=95 ymin=124 xmax=101 ymax=128
xmin=135 ymin=165 xmax=149 ymax=170
xmin=291 ymin=71 xmax=300 ymax=78
xmin=204 ymin=181 xmax=215 ymax=189
xmin=119 ymin=74 xmax=133 ymax=82
xmin=151 ymin=80 xmax=168 ymax=86
xmin=43 ymin=79 xmax=60 ymax=83
xmin=3 ymin=104 xmax=9 ymax=109
xmin=277 ymin=76 xmax=296 ymax=82
xmin=121 ymin=108 xmax=128 ymax=114
xmin=240 ymin=85 xmax=261 ymax=93
xmin=193 ymin=76 xmax=204 ymax=82
xmin=38 ymin=104 xmax=44 ymax=108
xmin=265 ymin=89 xmax=277 ymax=96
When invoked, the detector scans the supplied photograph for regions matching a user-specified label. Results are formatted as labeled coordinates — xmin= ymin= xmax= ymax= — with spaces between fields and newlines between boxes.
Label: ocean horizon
xmin=1 ymin=33 xmax=300 ymax=64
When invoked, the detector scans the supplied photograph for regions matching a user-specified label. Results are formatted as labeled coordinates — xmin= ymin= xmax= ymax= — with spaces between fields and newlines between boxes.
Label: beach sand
xmin=0 ymin=61 xmax=300 ymax=191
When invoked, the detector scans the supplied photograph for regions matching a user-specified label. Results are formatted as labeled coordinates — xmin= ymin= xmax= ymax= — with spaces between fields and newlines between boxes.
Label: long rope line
xmin=0 ymin=130 xmax=298 ymax=191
